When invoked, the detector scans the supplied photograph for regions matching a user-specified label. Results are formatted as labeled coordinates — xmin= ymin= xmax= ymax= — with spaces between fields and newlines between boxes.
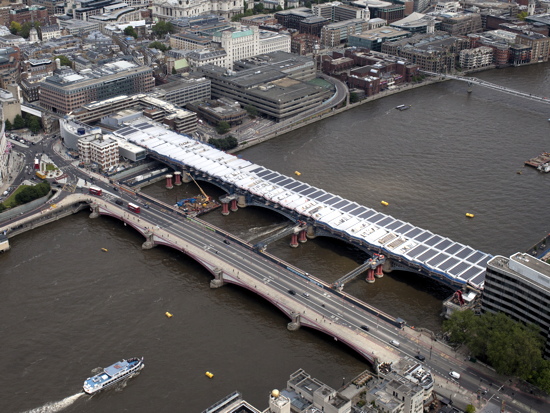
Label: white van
xmin=389 ymin=340 xmax=400 ymax=348
xmin=449 ymin=371 xmax=461 ymax=380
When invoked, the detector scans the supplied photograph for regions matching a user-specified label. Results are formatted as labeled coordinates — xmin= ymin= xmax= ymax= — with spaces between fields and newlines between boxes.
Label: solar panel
xmin=351 ymin=206 xmax=367 ymax=216
xmin=317 ymin=194 xmax=333 ymax=202
xmin=324 ymin=197 xmax=341 ymax=205
xmin=285 ymin=181 xmax=301 ymax=190
xmin=261 ymin=172 xmax=278 ymax=180
xmin=278 ymin=178 xmax=294 ymax=186
xmin=427 ymin=252 xmax=449 ymax=267
xmin=445 ymin=243 xmax=462 ymax=255
xmin=251 ymin=167 xmax=264 ymax=174
xmin=435 ymin=239 xmax=452 ymax=250
xmin=300 ymin=187 xmax=316 ymax=196
xmin=309 ymin=190 xmax=326 ymax=199
xmin=417 ymin=249 xmax=439 ymax=262
xmin=359 ymin=210 xmax=375 ymax=219
xmin=396 ymin=223 xmax=413 ymax=234
xmin=405 ymin=228 xmax=421 ymax=238
xmin=342 ymin=204 xmax=359 ymax=213
xmin=456 ymin=247 xmax=474 ymax=259
xmin=468 ymin=272 xmax=485 ymax=286
xmin=448 ymin=261 xmax=469 ymax=276
xmin=377 ymin=217 xmax=394 ymax=227
xmin=425 ymin=235 xmax=443 ymax=247
xmin=477 ymin=256 xmax=491 ymax=268
xmin=334 ymin=200 xmax=349 ymax=209
xmin=415 ymin=232 xmax=432 ymax=242
xmin=293 ymin=184 xmax=309 ymax=193
xmin=460 ymin=267 xmax=482 ymax=281
xmin=368 ymin=213 xmax=385 ymax=223
xmin=438 ymin=256 xmax=459 ymax=271
xmin=407 ymin=244 xmax=429 ymax=258
xmin=269 ymin=175 xmax=286 ymax=183
xmin=467 ymin=251 xmax=485 ymax=264
xmin=387 ymin=220 xmax=403 ymax=230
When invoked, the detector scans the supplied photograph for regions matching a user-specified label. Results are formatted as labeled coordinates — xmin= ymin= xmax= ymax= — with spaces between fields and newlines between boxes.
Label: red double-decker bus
xmin=128 ymin=202 xmax=141 ymax=213
xmin=89 ymin=186 xmax=102 ymax=196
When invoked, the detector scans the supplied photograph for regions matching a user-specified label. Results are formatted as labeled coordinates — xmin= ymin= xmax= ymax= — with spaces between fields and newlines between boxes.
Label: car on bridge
xmin=302 ymin=292 xmax=310 ymax=298
xmin=288 ymin=290 xmax=296 ymax=295
xmin=389 ymin=340 xmax=400 ymax=348
xmin=360 ymin=325 xmax=369 ymax=332
xmin=415 ymin=354 xmax=426 ymax=362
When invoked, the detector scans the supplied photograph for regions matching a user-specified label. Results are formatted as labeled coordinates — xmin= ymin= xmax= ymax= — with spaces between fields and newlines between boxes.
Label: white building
xmin=212 ymin=25 xmax=290 ymax=68
xmin=459 ymin=46 xmax=493 ymax=70
xmin=152 ymin=0 xmax=244 ymax=21
xmin=78 ymin=134 xmax=119 ymax=171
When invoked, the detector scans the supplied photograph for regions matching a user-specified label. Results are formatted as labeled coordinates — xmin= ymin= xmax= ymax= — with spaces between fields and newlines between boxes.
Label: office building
xmin=152 ymin=0 xmax=244 ymax=21
xmin=78 ymin=134 xmax=119 ymax=171
xmin=39 ymin=61 xmax=154 ymax=114
xmin=200 ymin=63 xmax=332 ymax=121
xmin=482 ymin=253 xmax=550 ymax=359
xmin=154 ymin=76 xmax=211 ymax=107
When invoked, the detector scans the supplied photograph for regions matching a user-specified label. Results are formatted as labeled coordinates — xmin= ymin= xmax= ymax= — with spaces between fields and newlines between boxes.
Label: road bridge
xmin=112 ymin=122 xmax=491 ymax=291
xmin=421 ymin=71 xmax=550 ymax=105
xmin=0 ymin=192 xmax=403 ymax=371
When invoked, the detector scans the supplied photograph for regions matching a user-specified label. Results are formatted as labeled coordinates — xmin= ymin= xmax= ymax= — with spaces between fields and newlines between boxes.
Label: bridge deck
xmin=114 ymin=122 xmax=491 ymax=289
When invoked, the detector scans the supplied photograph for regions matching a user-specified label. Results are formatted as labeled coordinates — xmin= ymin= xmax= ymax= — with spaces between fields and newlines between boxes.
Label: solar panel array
xmin=116 ymin=123 xmax=491 ymax=289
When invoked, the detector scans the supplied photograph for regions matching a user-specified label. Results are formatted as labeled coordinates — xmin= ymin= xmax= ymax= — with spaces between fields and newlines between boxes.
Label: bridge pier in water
xmin=366 ymin=268 xmax=375 ymax=283
xmin=230 ymin=199 xmax=238 ymax=212
xmin=174 ymin=171 xmax=182 ymax=186
xmin=210 ymin=268 xmax=224 ymax=288
xmin=89 ymin=203 xmax=100 ymax=219
xmin=237 ymin=195 xmax=247 ymax=209
xmin=287 ymin=312 xmax=301 ymax=331
xmin=299 ymin=230 xmax=307 ymax=243
xmin=290 ymin=232 xmax=299 ymax=248
xmin=221 ymin=201 xmax=230 ymax=215
xmin=142 ymin=230 xmax=156 ymax=250
xmin=181 ymin=170 xmax=192 ymax=183
xmin=165 ymin=174 xmax=173 ymax=189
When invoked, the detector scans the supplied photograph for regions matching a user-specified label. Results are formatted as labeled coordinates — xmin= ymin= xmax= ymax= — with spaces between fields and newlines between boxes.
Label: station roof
xmin=115 ymin=123 xmax=491 ymax=289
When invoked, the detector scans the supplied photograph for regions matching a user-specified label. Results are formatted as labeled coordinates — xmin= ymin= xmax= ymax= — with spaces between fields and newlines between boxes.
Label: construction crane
xmin=186 ymin=173 xmax=211 ymax=203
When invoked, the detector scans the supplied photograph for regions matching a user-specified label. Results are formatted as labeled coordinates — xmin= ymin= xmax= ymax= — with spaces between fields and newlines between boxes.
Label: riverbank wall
xmin=235 ymin=77 xmax=446 ymax=152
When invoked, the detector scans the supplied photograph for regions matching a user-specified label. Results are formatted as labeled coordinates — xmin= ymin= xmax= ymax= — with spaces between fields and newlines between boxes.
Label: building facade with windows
xmin=153 ymin=0 xmax=244 ymax=21
xmin=39 ymin=61 xmax=154 ymax=114
xmin=482 ymin=253 xmax=550 ymax=359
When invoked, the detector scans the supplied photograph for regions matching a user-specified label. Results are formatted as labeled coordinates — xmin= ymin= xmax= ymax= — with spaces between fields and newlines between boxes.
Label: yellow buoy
xmin=165 ymin=312 xmax=173 ymax=318
xmin=101 ymin=248 xmax=108 ymax=252
xmin=381 ymin=201 xmax=389 ymax=206
xmin=465 ymin=213 xmax=474 ymax=218
xmin=205 ymin=371 xmax=214 ymax=378
xmin=294 ymin=171 xmax=301 ymax=176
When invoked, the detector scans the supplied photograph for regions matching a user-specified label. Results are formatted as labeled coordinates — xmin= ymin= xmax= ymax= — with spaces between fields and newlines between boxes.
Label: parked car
xmin=389 ymin=340 xmax=400 ymax=348
xmin=449 ymin=371 xmax=461 ymax=380
xmin=360 ymin=325 xmax=370 ymax=332
xmin=415 ymin=354 xmax=426 ymax=362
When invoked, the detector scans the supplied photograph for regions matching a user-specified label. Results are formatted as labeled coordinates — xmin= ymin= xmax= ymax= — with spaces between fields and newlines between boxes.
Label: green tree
xmin=275 ymin=5 xmax=283 ymax=11
xmin=28 ymin=116 xmax=41 ymax=133
xmin=216 ymin=121 xmax=230 ymax=135
xmin=19 ymin=22 xmax=35 ymax=39
xmin=465 ymin=405 xmax=476 ymax=413
xmin=245 ymin=104 xmax=258 ymax=118
xmin=4 ymin=119 xmax=12 ymax=130
xmin=9 ymin=21 xmax=21 ymax=35
xmin=172 ymin=67 xmax=177 ymax=74
xmin=149 ymin=41 xmax=169 ymax=52
xmin=13 ymin=114 xmax=25 ymax=130
xmin=54 ymin=55 xmax=72 ymax=68
xmin=517 ymin=11 xmax=528 ymax=21
xmin=152 ymin=21 xmax=175 ymax=37
xmin=349 ymin=92 xmax=359 ymax=104
xmin=532 ymin=359 xmax=550 ymax=394
xmin=124 ymin=26 xmax=138 ymax=39
xmin=0 ymin=203 xmax=6 ymax=213
xmin=443 ymin=308 xmax=477 ymax=346
xmin=254 ymin=3 xmax=264 ymax=13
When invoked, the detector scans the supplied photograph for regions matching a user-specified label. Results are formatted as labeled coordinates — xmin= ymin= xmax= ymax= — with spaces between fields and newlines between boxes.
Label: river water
xmin=2 ymin=63 xmax=549 ymax=412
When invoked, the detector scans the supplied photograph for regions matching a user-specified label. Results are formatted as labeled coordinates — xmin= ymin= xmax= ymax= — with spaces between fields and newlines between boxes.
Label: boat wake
xmin=22 ymin=392 xmax=85 ymax=413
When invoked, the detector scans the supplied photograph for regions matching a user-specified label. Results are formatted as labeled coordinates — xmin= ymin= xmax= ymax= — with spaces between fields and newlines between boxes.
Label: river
xmin=1 ymin=63 xmax=549 ymax=412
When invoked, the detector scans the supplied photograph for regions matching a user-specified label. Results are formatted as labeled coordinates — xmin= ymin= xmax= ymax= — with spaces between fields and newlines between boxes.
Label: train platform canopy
xmin=113 ymin=122 xmax=491 ymax=290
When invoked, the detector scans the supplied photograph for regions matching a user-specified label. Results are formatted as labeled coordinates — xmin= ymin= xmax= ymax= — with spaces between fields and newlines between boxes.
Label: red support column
xmin=230 ymin=199 xmax=238 ymax=212
xmin=299 ymin=230 xmax=307 ymax=243
xmin=375 ymin=264 xmax=384 ymax=278
xmin=366 ymin=268 xmax=375 ymax=283
xmin=165 ymin=174 xmax=173 ymax=189
xmin=290 ymin=233 xmax=299 ymax=248
xmin=174 ymin=172 xmax=182 ymax=186
xmin=221 ymin=202 xmax=229 ymax=216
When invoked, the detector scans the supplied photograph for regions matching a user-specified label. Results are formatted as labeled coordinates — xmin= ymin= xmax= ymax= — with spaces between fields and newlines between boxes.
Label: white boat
xmin=83 ymin=357 xmax=144 ymax=394
xmin=537 ymin=163 xmax=550 ymax=173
